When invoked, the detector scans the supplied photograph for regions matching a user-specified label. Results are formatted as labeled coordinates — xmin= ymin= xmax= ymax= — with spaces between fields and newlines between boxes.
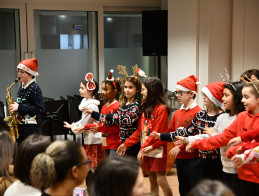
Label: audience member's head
xmin=30 ymin=140 xmax=89 ymax=194
xmin=187 ymin=180 xmax=235 ymax=196
xmin=89 ymin=156 xmax=147 ymax=196
xmin=240 ymin=69 xmax=259 ymax=81
xmin=14 ymin=134 xmax=51 ymax=186
xmin=0 ymin=131 xmax=15 ymax=181
xmin=0 ymin=116 xmax=9 ymax=132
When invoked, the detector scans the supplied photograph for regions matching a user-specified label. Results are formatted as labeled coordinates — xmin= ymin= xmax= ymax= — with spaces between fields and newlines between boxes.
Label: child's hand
xmin=203 ymin=127 xmax=216 ymax=136
xmin=169 ymin=146 xmax=180 ymax=157
xmin=72 ymin=125 xmax=84 ymax=134
xmin=101 ymin=117 xmax=107 ymax=126
xmin=228 ymin=136 xmax=242 ymax=147
xmin=150 ymin=132 xmax=161 ymax=139
xmin=117 ymin=144 xmax=127 ymax=156
xmin=186 ymin=143 xmax=194 ymax=153
xmin=89 ymin=126 xmax=98 ymax=134
xmin=137 ymin=151 xmax=144 ymax=161
xmin=175 ymin=136 xmax=188 ymax=146
xmin=141 ymin=146 xmax=153 ymax=155
xmin=9 ymin=102 xmax=19 ymax=112
xmin=231 ymin=155 xmax=245 ymax=168
xmin=82 ymin=107 xmax=93 ymax=114
xmin=64 ymin=121 xmax=71 ymax=129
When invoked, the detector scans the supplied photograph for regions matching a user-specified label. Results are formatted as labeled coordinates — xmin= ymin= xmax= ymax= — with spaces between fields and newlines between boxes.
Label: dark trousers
xmin=200 ymin=157 xmax=223 ymax=180
xmin=17 ymin=124 xmax=41 ymax=145
xmin=125 ymin=142 xmax=141 ymax=158
xmin=239 ymin=179 xmax=259 ymax=196
xmin=222 ymin=172 xmax=240 ymax=196
xmin=175 ymin=157 xmax=201 ymax=196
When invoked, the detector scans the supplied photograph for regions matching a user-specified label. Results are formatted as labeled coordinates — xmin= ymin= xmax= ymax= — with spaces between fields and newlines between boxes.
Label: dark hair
xmin=187 ymin=179 xmax=235 ymax=196
xmin=103 ymin=78 xmax=122 ymax=101
xmin=243 ymin=80 xmax=259 ymax=98
xmin=141 ymin=78 xmax=170 ymax=118
xmin=89 ymin=156 xmax=141 ymax=196
xmin=14 ymin=134 xmax=51 ymax=185
xmin=119 ymin=76 xmax=142 ymax=107
xmin=224 ymin=81 xmax=245 ymax=114
xmin=240 ymin=69 xmax=259 ymax=81
xmin=0 ymin=131 xmax=15 ymax=183
xmin=30 ymin=140 xmax=84 ymax=189
xmin=0 ymin=116 xmax=9 ymax=132
xmin=104 ymin=78 xmax=122 ymax=92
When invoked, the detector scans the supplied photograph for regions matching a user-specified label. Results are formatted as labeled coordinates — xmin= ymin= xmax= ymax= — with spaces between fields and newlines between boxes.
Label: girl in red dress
xmin=117 ymin=77 xmax=173 ymax=196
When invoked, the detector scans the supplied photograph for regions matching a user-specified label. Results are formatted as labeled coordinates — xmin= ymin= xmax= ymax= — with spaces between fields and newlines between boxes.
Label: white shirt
xmin=4 ymin=181 xmax=41 ymax=196
xmin=74 ymin=98 xmax=102 ymax=144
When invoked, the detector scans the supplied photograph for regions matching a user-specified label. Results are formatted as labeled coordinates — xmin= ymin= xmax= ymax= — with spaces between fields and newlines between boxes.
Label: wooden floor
xmin=144 ymin=168 xmax=180 ymax=196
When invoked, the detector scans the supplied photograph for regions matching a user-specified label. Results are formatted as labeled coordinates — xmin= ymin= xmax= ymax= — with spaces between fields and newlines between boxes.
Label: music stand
xmin=41 ymin=100 xmax=69 ymax=141
xmin=67 ymin=95 xmax=83 ymax=144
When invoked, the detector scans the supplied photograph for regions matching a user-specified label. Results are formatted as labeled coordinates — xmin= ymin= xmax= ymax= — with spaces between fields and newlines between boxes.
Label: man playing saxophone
xmin=9 ymin=58 xmax=45 ymax=144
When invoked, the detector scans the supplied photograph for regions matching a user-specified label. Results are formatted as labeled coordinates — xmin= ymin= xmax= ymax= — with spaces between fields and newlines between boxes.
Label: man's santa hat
xmin=17 ymin=58 xmax=39 ymax=76
xmin=201 ymin=82 xmax=225 ymax=107
xmin=176 ymin=75 xmax=200 ymax=93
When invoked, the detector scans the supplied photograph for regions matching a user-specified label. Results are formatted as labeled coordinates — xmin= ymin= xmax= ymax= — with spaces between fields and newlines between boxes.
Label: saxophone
xmin=5 ymin=78 xmax=19 ymax=142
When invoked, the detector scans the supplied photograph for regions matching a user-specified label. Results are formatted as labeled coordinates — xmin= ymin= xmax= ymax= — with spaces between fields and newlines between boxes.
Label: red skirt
xmin=142 ymin=156 xmax=167 ymax=172
xmin=84 ymin=144 xmax=104 ymax=168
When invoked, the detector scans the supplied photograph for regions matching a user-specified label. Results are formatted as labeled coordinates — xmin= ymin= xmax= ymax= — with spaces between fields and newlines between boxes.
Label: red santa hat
xmin=201 ymin=82 xmax=225 ymax=107
xmin=176 ymin=75 xmax=200 ymax=94
xmin=106 ymin=69 xmax=114 ymax=81
xmin=17 ymin=58 xmax=39 ymax=76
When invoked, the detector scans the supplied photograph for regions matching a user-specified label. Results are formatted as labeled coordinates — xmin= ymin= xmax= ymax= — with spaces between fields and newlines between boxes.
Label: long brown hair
xmin=140 ymin=77 xmax=170 ymax=118
xmin=119 ymin=76 xmax=142 ymax=107
xmin=0 ymin=131 xmax=15 ymax=182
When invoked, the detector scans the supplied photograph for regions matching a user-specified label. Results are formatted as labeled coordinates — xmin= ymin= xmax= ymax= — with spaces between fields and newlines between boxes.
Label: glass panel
xmin=34 ymin=11 xmax=98 ymax=99
xmin=104 ymin=12 xmax=156 ymax=78
xmin=0 ymin=9 xmax=20 ymax=103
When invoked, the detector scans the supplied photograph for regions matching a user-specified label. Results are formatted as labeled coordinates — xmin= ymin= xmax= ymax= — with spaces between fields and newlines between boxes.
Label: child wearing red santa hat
xmin=9 ymin=58 xmax=45 ymax=144
xmin=152 ymin=81 xmax=225 ymax=182
xmin=151 ymin=75 xmax=202 ymax=196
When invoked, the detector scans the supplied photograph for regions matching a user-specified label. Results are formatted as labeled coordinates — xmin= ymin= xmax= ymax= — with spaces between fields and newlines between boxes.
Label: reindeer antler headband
xmin=240 ymin=74 xmax=259 ymax=93
xmin=220 ymin=68 xmax=236 ymax=91
xmin=117 ymin=64 xmax=140 ymax=78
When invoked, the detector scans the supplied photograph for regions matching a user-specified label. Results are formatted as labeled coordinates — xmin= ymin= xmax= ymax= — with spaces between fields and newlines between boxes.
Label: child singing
xmin=117 ymin=77 xmax=173 ymax=196
xmin=64 ymin=73 xmax=104 ymax=169
xmin=177 ymin=81 xmax=245 ymax=195
xmin=84 ymin=65 xmax=142 ymax=157
xmin=152 ymin=82 xmax=225 ymax=180
xmin=189 ymin=79 xmax=259 ymax=195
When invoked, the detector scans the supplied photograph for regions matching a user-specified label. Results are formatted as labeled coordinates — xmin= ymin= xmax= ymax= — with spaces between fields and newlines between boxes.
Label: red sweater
xmin=240 ymin=127 xmax=259 ymax=152
xmin=169 ymin=105 xmax=201 ymax=159
xmin=98 ymin=102 xmax=121 ymax=149
xmin=124 ymin=105 xmax=169 ymax=157
xmin=191 ymin=111 xmax=259 ymax=183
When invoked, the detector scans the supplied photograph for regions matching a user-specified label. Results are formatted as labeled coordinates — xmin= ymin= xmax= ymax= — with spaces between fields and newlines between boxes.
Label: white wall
xmin=232 ymin=0 xmax=259 ymax=80
xmin=168 ymin=0 xmax=199 ymax=92
xmin=168 ymin=0 xmax=259 ymax=106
